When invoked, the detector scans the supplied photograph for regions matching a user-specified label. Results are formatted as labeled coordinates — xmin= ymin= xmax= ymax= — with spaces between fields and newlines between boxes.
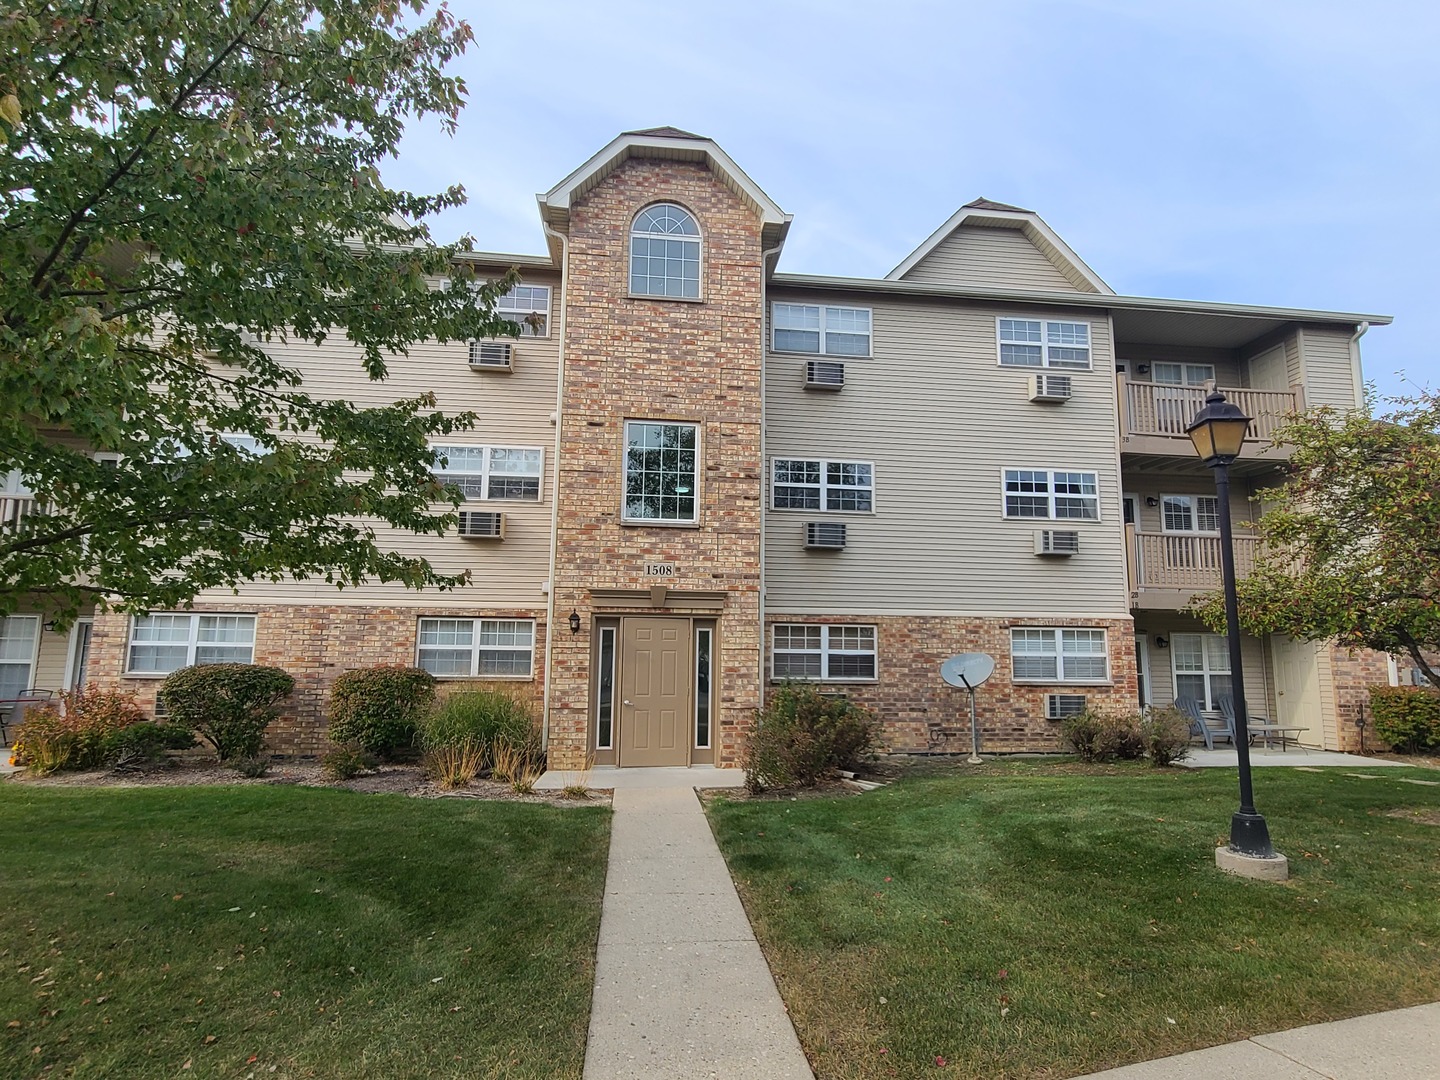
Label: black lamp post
xmin=1185 ymin=390 xmax=1275 ymax=859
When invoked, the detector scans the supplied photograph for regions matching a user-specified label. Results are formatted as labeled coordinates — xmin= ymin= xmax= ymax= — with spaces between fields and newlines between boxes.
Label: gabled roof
xmin=887 ymin=201 xmax=1113 ymax=294
xmin=537 ymin=130 xmax=792 ymax=261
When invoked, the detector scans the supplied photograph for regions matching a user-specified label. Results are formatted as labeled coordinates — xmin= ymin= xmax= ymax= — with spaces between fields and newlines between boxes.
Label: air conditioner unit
xmin=457 ymin=511 xmax=505 ymax=539
xmin=804 ymin=360 xmax=845 ymax=390
xmin=1411 ymin=668 xmax=1431 ymax=687
xmin=805 ymin=522 xmax=847 ymax=550
xmin=468 ymin=341 xmax=513 ymax=370
xmin=1028 ymin=373 xmax=1072 ymax=402
xmin=1046 ymin=694 xmax=1088 ymax=720
xmin=1034 ymin=529 xmax=1080 ymax=556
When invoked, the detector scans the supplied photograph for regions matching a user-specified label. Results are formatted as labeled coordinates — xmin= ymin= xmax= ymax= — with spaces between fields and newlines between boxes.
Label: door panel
xmin=1271 ymin=635 xmax=1323 ymax=748
xmin=619 ymin=618 xmax=691 ymax=767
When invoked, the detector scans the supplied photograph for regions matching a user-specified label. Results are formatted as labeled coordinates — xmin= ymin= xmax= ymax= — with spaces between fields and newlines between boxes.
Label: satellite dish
xmin=941 ymin=653 xmax=995 ymax=690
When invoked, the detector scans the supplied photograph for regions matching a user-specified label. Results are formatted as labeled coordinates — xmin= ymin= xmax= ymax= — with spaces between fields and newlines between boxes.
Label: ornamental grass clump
xmin=161 ymin=664 xmax=294 ymax=761
xmin=327 ymin=666 xmax=435 ymax=758
xmin=743 ymin=683 xmax=878 ymax=793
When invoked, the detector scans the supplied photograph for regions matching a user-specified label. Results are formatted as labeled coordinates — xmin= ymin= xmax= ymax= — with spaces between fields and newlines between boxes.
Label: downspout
xmin=1348 ymin=321 xmax=1370 ymax=406
xmin=539 ymin=219 xmax=570 ymax=753
xmin=757 ymin=239 xmax=785 ymax=706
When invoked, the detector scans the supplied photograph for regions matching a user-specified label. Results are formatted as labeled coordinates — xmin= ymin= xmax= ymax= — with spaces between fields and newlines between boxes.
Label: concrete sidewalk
xmin=583 ymin=780 xmax=812 ymax=1080
xmin=1072 ymin=1002 xmax=1440 ymax=1078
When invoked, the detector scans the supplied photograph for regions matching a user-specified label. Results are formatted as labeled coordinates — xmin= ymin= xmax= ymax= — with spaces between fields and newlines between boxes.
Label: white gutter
xmin=1348 ymin=320 xmax=1371 ymax=407
xmin=539 ymin=219 xmax=570 ymax=752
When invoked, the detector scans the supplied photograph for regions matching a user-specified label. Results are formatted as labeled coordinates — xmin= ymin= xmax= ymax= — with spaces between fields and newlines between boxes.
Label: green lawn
xmin=708 ymin=760 xmax=1440 ymax=1080
xmin=0 ymin=785 xmax=610 ymax=1079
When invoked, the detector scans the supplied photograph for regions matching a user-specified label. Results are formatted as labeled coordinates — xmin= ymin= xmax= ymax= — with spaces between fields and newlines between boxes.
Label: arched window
xmin=629 ymin=203 xmax=701 ymax=299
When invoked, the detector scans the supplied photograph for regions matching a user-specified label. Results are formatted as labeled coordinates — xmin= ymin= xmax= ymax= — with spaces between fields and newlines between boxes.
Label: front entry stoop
xmin=582 ymin=783 xmax=813 ymax=1079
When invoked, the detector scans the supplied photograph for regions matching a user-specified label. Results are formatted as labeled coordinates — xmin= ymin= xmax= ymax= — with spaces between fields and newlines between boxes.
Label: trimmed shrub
xmin=327 ymin=666 xmax=435 ymax=758
xmin=420 ymin=689 xmax=533 ymax=761
xmin=1061 ymin=708 xmax=1146 ymax=764
xmin=743 ymin=684 xmax=878 ymax=793
xmin=1140 ymin=706 xmax=1192 ymax=767
xmin=1369 ymin=685 xmax=1440 ymax=753
xmin=11 ymin=689 xmax=146 ymax=774
xmin=101 ymin=721 xmax=197 ymax=767
xmin=161 ymin=664 xmax=294 ymax=761
xmin=321 ymin=742 xmax=379 ymax=780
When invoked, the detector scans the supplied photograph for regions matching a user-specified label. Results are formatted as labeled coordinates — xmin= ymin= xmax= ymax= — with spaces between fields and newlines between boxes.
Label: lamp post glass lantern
xmin=1184 ymin=391 xmax=1276 ymax=859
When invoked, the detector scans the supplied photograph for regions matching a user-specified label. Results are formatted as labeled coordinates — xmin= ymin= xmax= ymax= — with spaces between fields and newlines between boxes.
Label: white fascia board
xmin=772 ymin=273 xmax=1393 ymax=326
xmin=885 ymin=206 xmax=1114 ymax=294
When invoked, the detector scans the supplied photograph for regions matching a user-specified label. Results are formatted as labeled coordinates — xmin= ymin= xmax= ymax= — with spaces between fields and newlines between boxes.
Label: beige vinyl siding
xmin=1283 ymin=330 xmax=1304 ymax=388
xmin=1133 ymin=614 xmax=1276 ymax=719
xmin=900 ymin=226 xmax=1082 ymax=292
xmin=32 ymin=625 xmax=70 ymax=691
xmin=192 ymin=273 xmax=561 ymax=608
xmin=1297 ymin=325 xmax=1362 ymax=409
xmin=1316 ymin=644 xmax=1339 ymax=748
xmin=1116 ymin=344 xmax=1241 ymax=387
xmin=764 ymin=291 xmax=1128 ymax=616
xmin=1123 ymin=475 xmax=1259 ymax=534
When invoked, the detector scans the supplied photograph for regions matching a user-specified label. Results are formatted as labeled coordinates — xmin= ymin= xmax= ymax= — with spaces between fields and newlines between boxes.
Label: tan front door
xmin=1272 ymin=635 xmax=1324 ymax=748
xmin=618 ymin=618 xmax=691 ymax=767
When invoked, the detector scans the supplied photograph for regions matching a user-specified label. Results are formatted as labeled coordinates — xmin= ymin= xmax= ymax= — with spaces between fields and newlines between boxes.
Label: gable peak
xmin=961 ymin=196 xmax=1032 ymax=214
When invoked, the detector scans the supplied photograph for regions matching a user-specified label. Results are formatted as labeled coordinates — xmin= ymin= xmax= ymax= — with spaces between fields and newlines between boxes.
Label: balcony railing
xmin=1119 ymin=377 xmax=1303 ymax=444
xmin=0 ymin=495 xmax=39 ymax=533
xmin=1127 ymin=527 xmax=1261 ymax=594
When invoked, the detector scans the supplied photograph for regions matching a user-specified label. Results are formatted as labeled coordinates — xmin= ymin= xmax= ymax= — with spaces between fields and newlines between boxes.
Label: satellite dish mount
xmin=939 ymin=653 xmax=996 ymax=764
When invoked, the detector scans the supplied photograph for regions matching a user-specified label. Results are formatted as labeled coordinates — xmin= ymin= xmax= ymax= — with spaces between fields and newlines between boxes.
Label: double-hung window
xmin=416 ymin=618 xmax=535 ymax=677
xmin=432 ymin=445 xmax=544 ymax=501
xmin=0 ymin=615 xmax=39 ymax=698
xmin=1152 ymin=362 xmax=1215 ymax=386
xmin=127 ymin=614 xmax=256 ymax=674
xmin=496 ymin=285 xmax=551 ymax=337
xmin=1161 ymin=494 xmax=1219 ymax=534
xmin=771 ymin=459 xmax=874 ymax=511
xmin=1011 ymin=628 xmax=1109 ymax=683
xmin=772 ymin=624 xmax=877 ymax=681
xmin=1171 ymin=633 xmax=1231 ymax=710
xmin=771 ymin=304 xmax=872 ymax=356
xmin=998 ymin=319 xmax=1091 ymax=369
xmin=1003 ymin=469 xmax=1099 ymax=520
xmin=623 ymin=421 xmax=698 ymax=523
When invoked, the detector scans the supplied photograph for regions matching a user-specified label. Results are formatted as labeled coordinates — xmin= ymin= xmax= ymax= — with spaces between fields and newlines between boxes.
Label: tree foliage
xmin=1191 ymin=392 xmax=1440 ymax=688
xmin=0 ymin=1 xmax=517 ymax=623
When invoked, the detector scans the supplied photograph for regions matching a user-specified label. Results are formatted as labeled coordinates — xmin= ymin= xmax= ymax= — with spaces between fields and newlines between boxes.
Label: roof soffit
xmin=887 ymin=205 xmax=1114 ymax=295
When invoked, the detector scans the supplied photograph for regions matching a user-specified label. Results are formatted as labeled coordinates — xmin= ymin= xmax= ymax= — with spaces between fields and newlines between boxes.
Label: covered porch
xmin=0 ymin=612 xmax=95 ymax=746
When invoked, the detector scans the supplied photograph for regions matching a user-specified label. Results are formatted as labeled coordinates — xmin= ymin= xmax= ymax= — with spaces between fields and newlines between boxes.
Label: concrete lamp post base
xmin=1215 ymin=846 xmax=1290 ymax=881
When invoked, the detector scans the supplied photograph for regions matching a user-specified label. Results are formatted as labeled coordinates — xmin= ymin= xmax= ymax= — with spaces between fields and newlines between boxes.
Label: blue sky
xmin=386 ymin=0 xmax=1439 ymax=401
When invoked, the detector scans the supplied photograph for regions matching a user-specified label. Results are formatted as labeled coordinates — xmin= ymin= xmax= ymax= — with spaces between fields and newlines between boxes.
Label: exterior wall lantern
xmin=568 ymin=609 xmax=582 ymax=635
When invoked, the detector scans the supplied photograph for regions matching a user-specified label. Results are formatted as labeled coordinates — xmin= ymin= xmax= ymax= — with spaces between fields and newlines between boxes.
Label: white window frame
xmin=771 ymin=303 xmax=873 ymax=357
xmin=1010 ymin=627 xmax=1110 ymax=684
xmin=1152 ymin=362 xmax=1215 ymax=387
xmin=1170 ymin=632 xmax=1232 ymax=710
xmin=996 ymin=318 xmax=1092 ymax=370
xmin=0 ymin=615 xmax=41 ymax=698
xmin=125 ymin=613 xmax=257 ymax=675
xmin=770 ymin=458 xmax=875 ymax=512
xmin=494 ymin=284 xmax=551 ymax=338
xmin=1160 ymin=494 xmax=1220 ymax=535
xmin=1002 ymin=468 xmax=1100 ymax=521
xmin=622 ymin=420 xmax=700 ymax=525
xmin=415 ymin=617 xmax=536 ymax=679
xmin=629 ymin=203 xmax=702 ymax=300
xmin=431 ymin=444 xmax=545 ymax=502
xmin=771 ymin=624 xmax=878 ymax=683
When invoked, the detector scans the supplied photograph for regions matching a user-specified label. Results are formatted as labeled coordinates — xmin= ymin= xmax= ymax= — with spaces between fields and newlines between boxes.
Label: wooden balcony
xmin=1126 ymin=526 xmax=1261 ymax=609
xmin=1118 ymin=376 xmax=1302 ymax=461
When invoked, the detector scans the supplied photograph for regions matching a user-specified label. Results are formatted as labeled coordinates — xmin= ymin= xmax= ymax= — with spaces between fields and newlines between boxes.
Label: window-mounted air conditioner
xmin=469 ymin=341 xmax=513 ymax=370
xmin=457 ymin=511 xmax=505 ymax=539
xmin=1046 ymin=694 xmax=1087 ymax=719
xmin=1034 ymin=529 xmax=1080 ymax=556
xmin=1029 ymin=373 xmax=1072 ymax=402
xmin=804 ymin=360 xmax=845 ymax=390
xmin=805 ymin=521 xmax=847 ymax=550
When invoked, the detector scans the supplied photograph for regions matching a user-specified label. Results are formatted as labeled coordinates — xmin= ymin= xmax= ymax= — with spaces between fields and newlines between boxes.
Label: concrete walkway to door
xmin=576 ymin=769 xmax=814 ymax=1080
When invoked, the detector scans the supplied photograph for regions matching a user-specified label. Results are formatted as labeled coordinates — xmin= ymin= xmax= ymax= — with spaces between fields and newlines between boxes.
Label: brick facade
xmin=546 ymin=159 xmax=766 ymax=770
xmin=765 ymin=615 xmax=1139 ymax=753
xmin=1329 ymin=645 xmax=1393 ymax=753
xmin=87 ymin=605 xmax=547 ymax=756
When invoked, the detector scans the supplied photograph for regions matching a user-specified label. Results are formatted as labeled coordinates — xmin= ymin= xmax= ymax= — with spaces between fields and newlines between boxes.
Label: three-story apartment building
xmin=3 ymin=128 xmax=1395 ymax=766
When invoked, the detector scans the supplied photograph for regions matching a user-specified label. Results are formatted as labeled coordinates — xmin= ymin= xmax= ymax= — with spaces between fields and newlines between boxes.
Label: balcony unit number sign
xmin=644 ymin=562 xmax=676 ymax=579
